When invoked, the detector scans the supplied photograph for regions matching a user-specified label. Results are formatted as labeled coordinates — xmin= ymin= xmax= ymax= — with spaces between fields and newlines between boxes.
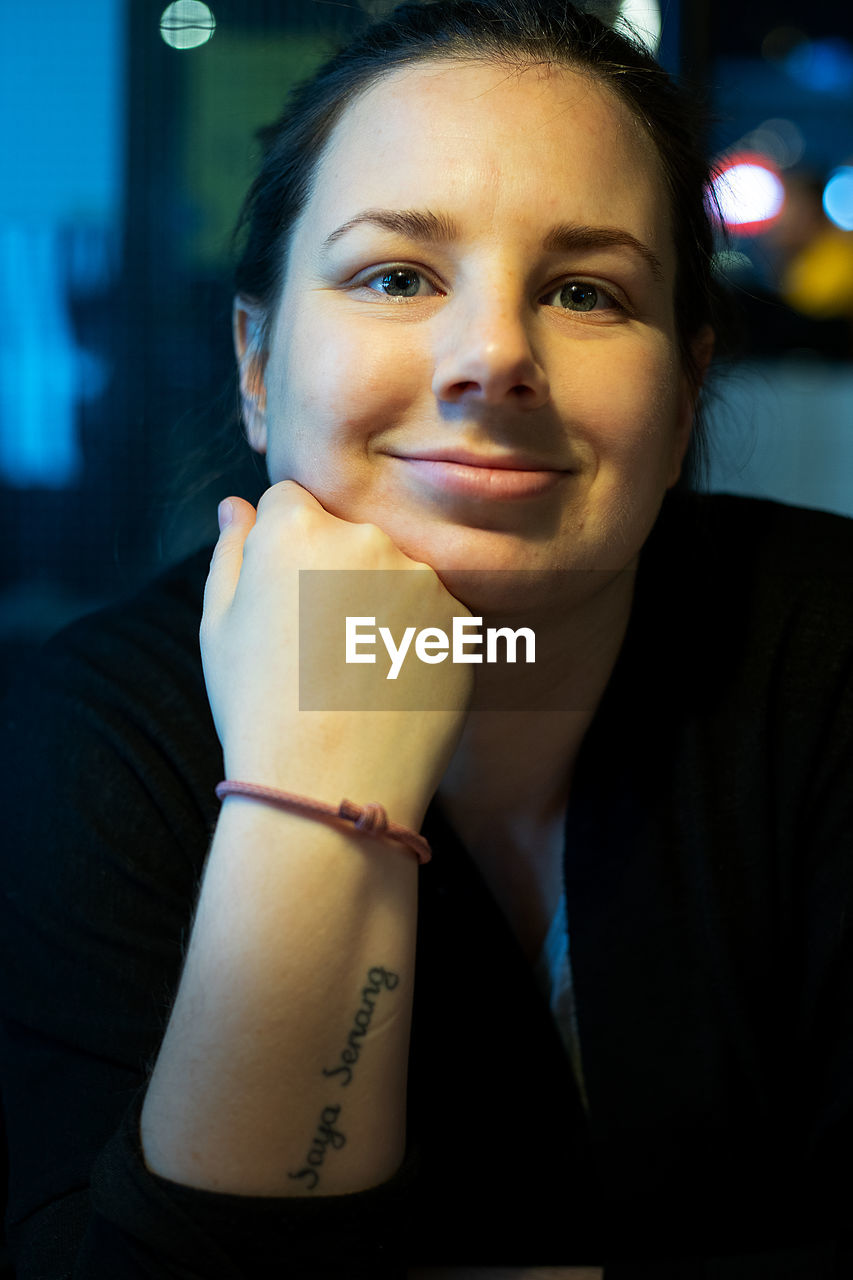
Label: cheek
xmin=274 ymin=310 xmax=426 ymax=423
xmin=263 ymin=313 xmax=426 ymax=493
xmin=271 ymin=315 xmax=351 ymax=415
xmin=566 ymin=344 xmax=685 ymax=550
xmin=583 ymin=346 xmax=684 ymax=471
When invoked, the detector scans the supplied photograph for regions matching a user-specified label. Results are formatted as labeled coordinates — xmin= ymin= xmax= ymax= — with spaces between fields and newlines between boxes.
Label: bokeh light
xmin=711 ymin=155 xmax=786 ymax=235
xmin=785 ymin=37 xmax=853 ymax=94
xmin=823 ymin=167 xmax=853 ymax=231
xmin=761 ymin=25 xmax=808 ymax=63
xmin=615 ymin=0 xmax=661 ymax=55
xmin=160 ymin=1 xmax=216 ymax=51
xmin=741 ymin=119 xmax=805 ymax=171
xmin=712 ymin=249 xmax=754 ymax=278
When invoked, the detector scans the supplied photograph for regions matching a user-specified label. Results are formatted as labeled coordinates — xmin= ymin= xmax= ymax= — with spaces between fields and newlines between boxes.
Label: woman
xmin=2 ymin=1 xmax=852 ymax=1276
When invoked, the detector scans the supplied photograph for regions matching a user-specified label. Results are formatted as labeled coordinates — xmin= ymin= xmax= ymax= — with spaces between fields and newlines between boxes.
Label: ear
xmin=233 ymin=296 xmax=269 ymax=454
xmin=667 ymin=324 xmax=715 ymax=487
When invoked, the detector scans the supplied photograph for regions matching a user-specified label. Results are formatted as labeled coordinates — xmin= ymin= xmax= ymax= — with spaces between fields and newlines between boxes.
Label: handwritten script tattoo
xmin=322 ymin=965 xmax=399 ymax=1087
xmin=287 ymin=1104 xmax=346 ymax=1191
xmin=287 ymin=967 xmax=399 ymax=1192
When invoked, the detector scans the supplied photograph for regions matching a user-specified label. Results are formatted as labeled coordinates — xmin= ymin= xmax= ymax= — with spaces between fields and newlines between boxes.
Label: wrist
xmin=215 ymin=781 xmax=431 ymax=864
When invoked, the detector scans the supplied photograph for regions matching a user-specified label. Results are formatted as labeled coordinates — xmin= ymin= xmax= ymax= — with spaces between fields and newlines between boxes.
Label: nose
xmin=431 ymin=291 xmax=550 ymax=408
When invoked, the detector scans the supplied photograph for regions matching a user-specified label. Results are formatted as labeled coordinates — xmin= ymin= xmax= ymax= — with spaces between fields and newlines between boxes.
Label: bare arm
xmin=140 ymin=483 xmax=470 ymax=1195
xmin=140 ymin=800 xmax=419 ymax=1195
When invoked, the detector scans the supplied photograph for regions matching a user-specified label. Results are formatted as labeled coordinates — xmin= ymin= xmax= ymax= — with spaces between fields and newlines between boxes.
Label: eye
xmin=544 ymin=280 xmax=623 ymax=314
xmin=361 ymin=266 xmax=439 ymax=299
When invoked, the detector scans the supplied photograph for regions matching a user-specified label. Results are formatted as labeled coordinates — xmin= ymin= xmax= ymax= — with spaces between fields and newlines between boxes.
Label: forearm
xmin=140 ymin=795 xmax=418 ymax=1197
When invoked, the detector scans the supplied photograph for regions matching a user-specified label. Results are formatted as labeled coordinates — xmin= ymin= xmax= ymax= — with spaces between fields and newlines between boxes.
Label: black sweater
xmin=1 ymin=492 xmax=852 ymax=1279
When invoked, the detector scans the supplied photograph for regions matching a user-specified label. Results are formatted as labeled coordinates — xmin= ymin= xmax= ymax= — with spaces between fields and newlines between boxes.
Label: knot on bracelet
xmin=339 ymin=799 xmax=388 ymax=835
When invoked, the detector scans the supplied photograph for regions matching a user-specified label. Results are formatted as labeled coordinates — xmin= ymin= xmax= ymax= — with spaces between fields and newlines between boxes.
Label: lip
xmin=389 ymin=450 xmax=571 ymax=500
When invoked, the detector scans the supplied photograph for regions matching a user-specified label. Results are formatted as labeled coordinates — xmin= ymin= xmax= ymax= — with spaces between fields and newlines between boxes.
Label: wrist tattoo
xmin=286 ymin=967 xmax=400 ymax=1192
xmin=287 ymin=1104 xmax=346 ymax=1192
xmin=322 ymin=965 xmax=399 ymax=1088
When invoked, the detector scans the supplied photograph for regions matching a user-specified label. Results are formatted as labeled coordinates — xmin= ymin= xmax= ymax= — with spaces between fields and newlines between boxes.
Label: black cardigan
xmin=1 ymin=491 xmax=852 ymax=1278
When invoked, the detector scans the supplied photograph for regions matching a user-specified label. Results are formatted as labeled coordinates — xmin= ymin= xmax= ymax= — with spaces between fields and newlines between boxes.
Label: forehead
xmin=298 ymin=59 xmax=674 ymax=271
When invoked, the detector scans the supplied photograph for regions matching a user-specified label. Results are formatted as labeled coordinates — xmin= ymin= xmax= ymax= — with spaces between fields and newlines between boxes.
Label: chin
xmin=430 ymin=564 xmax=605 ymax=623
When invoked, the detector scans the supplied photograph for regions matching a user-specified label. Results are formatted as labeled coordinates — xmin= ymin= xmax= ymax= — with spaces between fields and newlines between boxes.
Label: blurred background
xmin=1 ymin=0 xmax=852 ymax=698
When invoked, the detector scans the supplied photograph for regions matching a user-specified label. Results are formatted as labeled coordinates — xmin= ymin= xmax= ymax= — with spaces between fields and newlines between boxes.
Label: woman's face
xmin=238 ymin=61 xmax=701 ymax=611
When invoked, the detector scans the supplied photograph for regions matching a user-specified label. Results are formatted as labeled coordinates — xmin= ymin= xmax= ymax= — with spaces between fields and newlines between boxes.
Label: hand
xmin=201 ymin=482 xmax=473 ymax=826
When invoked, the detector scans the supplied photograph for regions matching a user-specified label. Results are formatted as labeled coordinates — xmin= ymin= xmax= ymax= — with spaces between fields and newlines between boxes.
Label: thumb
xmin=202 ymin=496 xmax=257 ymax=626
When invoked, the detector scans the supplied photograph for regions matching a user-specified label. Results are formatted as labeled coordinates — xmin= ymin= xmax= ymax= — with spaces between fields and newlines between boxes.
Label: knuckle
xmin=350 ymin=520 xmax=386 ymax=546
xmin=258 ymin=487 xmax=315 ymax=535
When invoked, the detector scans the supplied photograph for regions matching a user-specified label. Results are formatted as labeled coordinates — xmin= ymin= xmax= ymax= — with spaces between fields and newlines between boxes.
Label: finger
xmin=202 ymin=496 xmax=258 ymax=624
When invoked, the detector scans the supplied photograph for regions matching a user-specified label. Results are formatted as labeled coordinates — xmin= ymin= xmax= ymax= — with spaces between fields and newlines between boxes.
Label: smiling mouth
xmin=390 ymin=452 xmax=572 ymax=500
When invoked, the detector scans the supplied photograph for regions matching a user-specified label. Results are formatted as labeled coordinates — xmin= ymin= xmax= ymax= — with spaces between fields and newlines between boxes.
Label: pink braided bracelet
xmin=215 ymin=780 xmax=431 ymax=865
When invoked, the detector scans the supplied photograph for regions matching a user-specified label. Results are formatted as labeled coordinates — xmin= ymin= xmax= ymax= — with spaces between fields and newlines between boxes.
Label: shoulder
xmin=0 ymin=544 xmax=221 ymax=894
xmin=7 ymin=544 xmax=215 ymax=741
xmin=632 ymin=492 xmax=853 ymax=718
xmin=646 ymin=490 xmax=853 ymax=628
xmin=652 ymin=489 xmax=853 ymax=576
xmin=39 ymin=543 xmax=215 ymax=694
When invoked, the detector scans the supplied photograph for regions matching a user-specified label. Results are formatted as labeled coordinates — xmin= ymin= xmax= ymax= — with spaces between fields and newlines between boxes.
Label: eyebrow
xmin=319 ymin=208 xmax=665 ymax=282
